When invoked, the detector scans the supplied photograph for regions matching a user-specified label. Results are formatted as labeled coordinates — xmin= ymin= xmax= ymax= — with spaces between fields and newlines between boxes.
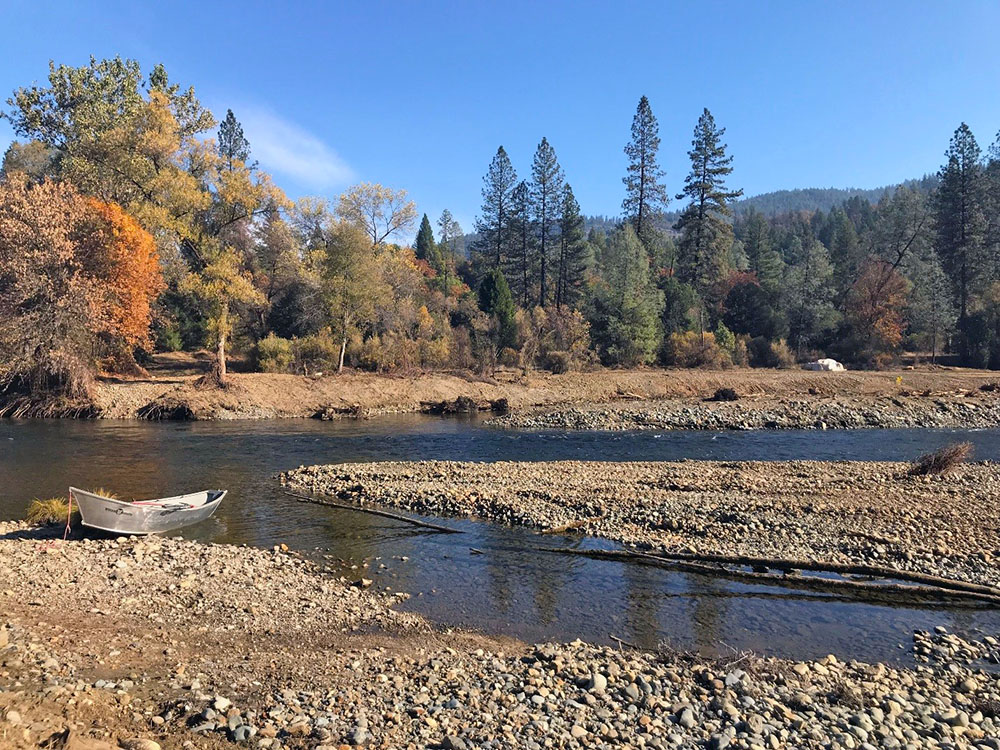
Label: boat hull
xmin=70 ymin=487 xmax=225 ymax=535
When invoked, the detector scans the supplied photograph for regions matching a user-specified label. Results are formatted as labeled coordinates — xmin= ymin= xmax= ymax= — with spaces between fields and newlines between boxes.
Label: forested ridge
xmin=2 ymin=58 xmax=1000 ymax=409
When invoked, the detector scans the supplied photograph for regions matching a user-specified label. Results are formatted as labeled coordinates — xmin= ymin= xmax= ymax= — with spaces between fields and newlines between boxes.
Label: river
xmin=3 ymin=416 xmax=1000 ymax=664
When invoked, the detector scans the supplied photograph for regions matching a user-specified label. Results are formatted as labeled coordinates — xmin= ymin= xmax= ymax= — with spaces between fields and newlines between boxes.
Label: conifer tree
xmin=473 ymin=146 xmax=517 ymax=271
xmin=587 ymin=225 xmax=664 ymax=366
xmin=674 ymin=109 xmax=743 ymax=295
xmin=218 ymin=109 xmax=251 ymax=170
xmin=555 ymin=183 xmax=588 ymax=309
xmin=478 ymin=268 xmax=517 ymax=350
xmin=739 ymin=208 xmax=784 ymax=296
xmin=622 ymin=95 xmax=668 ymax=247
xmin=508 ymin=181 xmax=533 ymax=307
xmin=934 ymin=123 xmax=987 ymax=323
xmin=437 ymin=209 xmax=463 ymax=256
xmin=415 ymin=213 xmax=436 ymax=262
xmin=530 ymin=137 xmax=565 ymax=306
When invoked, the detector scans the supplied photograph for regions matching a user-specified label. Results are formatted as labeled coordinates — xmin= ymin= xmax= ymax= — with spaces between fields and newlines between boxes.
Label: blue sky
xmin=2 ymin=1 xmax=1000 ymax=235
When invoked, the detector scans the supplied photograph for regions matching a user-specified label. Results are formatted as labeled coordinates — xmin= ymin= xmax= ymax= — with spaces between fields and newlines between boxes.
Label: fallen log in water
xmin=532 ymin=546 xmax=1000 ymax=606
xmin=281 ymin=490 xmax=464 ymax=534
xmin=541 ymin=516 xmax=602 ymax=535
xmin=645 ymin=550 xmax=1000 ymax=599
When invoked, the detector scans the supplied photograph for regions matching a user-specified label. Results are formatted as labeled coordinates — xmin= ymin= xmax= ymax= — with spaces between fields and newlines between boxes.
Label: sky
xmin=2 ymin=1 xmax=1000 ymax=236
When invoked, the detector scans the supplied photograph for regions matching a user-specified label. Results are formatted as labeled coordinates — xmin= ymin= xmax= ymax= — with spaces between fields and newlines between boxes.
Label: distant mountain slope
xmin=733 ymin=175 xmax=938 ymax=216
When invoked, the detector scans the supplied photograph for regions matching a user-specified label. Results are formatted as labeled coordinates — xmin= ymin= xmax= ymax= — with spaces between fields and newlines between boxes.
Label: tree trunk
xmin=215 ymin=303 xmax=228 ymax=385
xmin=338 ymin=337 xmax=347 ymax=373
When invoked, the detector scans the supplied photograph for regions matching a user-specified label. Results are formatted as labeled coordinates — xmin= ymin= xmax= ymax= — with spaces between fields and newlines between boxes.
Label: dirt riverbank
xmin=4 ymin=521 xmax=1000 ymax=749
xmin=84 ymin=358 xmax=1000 ymax=424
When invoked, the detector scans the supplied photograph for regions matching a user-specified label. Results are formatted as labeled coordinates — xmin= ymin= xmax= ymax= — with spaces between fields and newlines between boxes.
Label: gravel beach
xmin=487 ymin=392 xmax=1000 ymax=431
xmin=3 ymin=517 xmax=1000 ymax=749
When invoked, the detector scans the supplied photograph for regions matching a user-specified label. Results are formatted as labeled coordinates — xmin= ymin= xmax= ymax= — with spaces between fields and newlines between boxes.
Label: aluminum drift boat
xmin=70 ymin=487 xmax=226 ymax=535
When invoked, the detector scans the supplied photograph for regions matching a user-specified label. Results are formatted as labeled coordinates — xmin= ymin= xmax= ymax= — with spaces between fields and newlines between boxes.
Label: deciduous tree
xmin=337 ymin=182 xmax=417 ymax=250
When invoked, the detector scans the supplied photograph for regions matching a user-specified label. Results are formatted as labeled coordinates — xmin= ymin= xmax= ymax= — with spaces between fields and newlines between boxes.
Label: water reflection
xmin=3 ymin=416 xmax=1000 ymax=664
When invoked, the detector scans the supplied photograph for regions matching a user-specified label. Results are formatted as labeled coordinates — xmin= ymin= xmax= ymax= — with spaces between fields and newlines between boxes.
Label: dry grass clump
xmin=25 ymin=497 xmax=77 ymax=525
xmin=909 ymin=442 xmax=973 ymax=476
xmin=86 ymin=487 xmax=120 ymax=500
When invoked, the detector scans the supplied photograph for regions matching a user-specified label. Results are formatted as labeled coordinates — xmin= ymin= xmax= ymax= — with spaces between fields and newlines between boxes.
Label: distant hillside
xmin=733 ymin=175 xmax=938 ymax=216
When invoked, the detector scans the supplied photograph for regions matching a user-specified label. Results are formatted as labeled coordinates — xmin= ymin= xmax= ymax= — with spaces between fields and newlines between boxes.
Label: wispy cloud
xmin=237 ymin=107 xmax=354 ymax=189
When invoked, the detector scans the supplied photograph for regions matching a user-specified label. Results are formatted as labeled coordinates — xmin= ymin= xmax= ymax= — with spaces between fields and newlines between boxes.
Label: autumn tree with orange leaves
xmin=0 ymin=176 xmax=162 ymax=404
xmin=84 ymin=199 xmax=164 ymax=370
xmin=843 ymin=258 xmax=908 ymax=366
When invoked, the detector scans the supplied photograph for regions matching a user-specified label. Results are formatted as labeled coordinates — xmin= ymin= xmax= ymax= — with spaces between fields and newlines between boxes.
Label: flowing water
xmin=3 ymin=416 xmax=1000 ymax=664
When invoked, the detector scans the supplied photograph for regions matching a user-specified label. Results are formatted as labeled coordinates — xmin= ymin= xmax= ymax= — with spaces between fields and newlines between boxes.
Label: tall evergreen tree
xmin=674 ymin=109 xmax=743 ymax=295
xmin=738 ymin=208 xmax=784 ymax=296
xmin=508 ymin=181 xmax=534 ymax=307
xmin=986 ymin=132 xmax=1000 ymax=281
xmin=555 ymin=183 xmax=588 ymax=309
xmin=218 ymin=109 xmax=250 ymax=170
xmin=437 ymin=209 xmax=463 ymax=256
xmin=473 ymin=146 xmax=517 ymax=272
xmin=530 ymin=137 xmax=565 ymax=307
xmin=934 ymin=123 xmax=987 ymax=322
xmin=414 ymin=213 xmax=436 ymax=262
xmin=824 ymin=207 xmax=862 ymax=293
xmin=907 ymin=247 xmax=956 ymax=363
xmin=622 ymin=96 xmax=668 ymax=246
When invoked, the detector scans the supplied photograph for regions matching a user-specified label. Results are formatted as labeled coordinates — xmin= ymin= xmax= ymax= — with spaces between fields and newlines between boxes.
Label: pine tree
xmin=739 ymin=208 xmax=784 ymax=296
xmin=472 ymin=146 xmax=517 ymax=272
xmin=555 ymin=183 xmax=588 ymax=309
xmin=674 ymin=109 xmax=743 ymax=295
xmin=934 ymin=123 xmax=987 ymax=321
xmin=415 ymin=213 xmax=436 ymax=262
xmin=907 ymin=248 xmax=956 ymax=362
xmin=218 ymin=109 xmax=250 ymax=170
xmin=825 ymin=207 xmax=862 ymax=293
xmin=508 ymin=181 xmax=533 ymax=307
xmin=622 ymin=96 xmax=668 ymax=247
xmin=530 ymin=137 xmax=564 ymax=307
xmin=437 ymin=209 xmax=463 ymax=256
xmin=986 ymin=132 xmax=1000 ymax=281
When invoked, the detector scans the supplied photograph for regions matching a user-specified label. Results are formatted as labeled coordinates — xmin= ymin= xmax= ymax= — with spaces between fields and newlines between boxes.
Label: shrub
xmin=421 ymin=337 xmax=453 ymax=369
xmin=517 ymin=307 xmax=592 ymax=372
xmin=257 ymin=334 xmax=294 ymax=373
xmin=294 ymin=331 xmax=339 ymax=374
xmin=714 ymin=322 xmax=736 ymax=357
xmin=543 ymin=350 xmax=573 ymax=374
xmin=25 ymin=497 xmax=77 ymax=525
xmin=662 ymin=331 xmax=730 ymax=368
xmin=154 ymin=320 xmax=183 ymax=352
xmin=910 ymin=442 xmax=973 ymax=476
xmin=748 ymin=337 xmax=795 ymax=368
xmin=732 ymin=335 xmax=750 ymax=367
xmin=707 ymin=387 xmax=739 ymax=402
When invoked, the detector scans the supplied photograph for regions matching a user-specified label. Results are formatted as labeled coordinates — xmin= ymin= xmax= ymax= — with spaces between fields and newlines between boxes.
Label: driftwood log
xmin=532 ymin=547 xmax=1000 ymax=606
xmin=281 ymin=491 xmax=464 ymax=534
xmin=541 ymin=517 xmax=603 ymax=535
